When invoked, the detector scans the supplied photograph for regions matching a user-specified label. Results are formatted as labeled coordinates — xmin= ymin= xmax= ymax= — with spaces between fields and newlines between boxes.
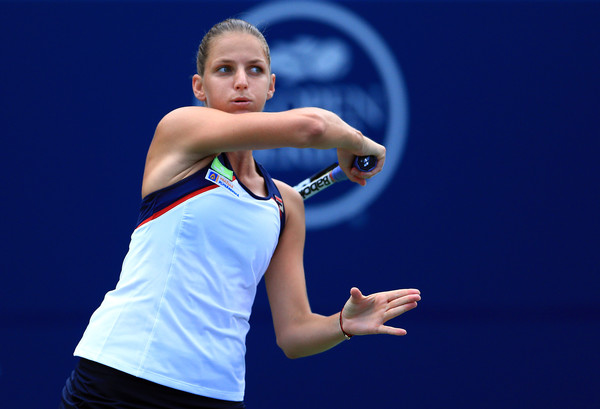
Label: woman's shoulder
xmin=273 ymin=179 xmax=304 ymax=214
xmin=157 ymin=106 xmax=210 ymax=129
xmin=273 ymin=179 xmax=300 ymax=198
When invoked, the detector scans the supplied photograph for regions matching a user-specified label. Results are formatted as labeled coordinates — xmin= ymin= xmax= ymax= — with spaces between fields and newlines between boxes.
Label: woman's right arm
xmin=143 ymin=106 xmax=385 ymax=195
xmin=157 ymin=106 xmax=378 ymax=155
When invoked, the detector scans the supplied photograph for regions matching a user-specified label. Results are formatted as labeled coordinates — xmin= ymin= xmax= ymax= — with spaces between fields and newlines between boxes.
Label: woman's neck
xmin=226 ymin=151 xmax=268 ymax=197
xmin=227 ymin=150 xmax=255 ymax=176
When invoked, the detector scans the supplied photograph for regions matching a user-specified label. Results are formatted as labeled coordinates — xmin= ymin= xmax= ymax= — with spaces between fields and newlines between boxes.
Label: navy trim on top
xmin=136 ymin=154 xmax=285 ymax=234
xmin=255 ymin=160 xmax=286 ymax=235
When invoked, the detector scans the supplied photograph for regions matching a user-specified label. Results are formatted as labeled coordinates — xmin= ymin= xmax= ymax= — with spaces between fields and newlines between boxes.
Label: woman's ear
xmin=192 ymin=74 xmax=207 ymax=102
xmin=267 ymin=73 xmax=276 ymax=100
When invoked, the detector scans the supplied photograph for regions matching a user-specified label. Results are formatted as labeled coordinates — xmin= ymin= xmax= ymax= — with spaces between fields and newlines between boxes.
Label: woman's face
xmin=194 ymin=32 xmax=275 ymax=114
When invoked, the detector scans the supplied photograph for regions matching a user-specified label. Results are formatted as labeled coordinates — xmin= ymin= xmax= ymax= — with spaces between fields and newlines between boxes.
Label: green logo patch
xmin=210 ymin=157 xmax=234 ymax=181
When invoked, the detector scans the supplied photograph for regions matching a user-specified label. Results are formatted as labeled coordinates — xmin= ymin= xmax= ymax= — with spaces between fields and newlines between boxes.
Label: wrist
xmin=339 ymin=308 xmax=353 ymax=340
xmin=346 ymin=129 xmax=366 ymax=153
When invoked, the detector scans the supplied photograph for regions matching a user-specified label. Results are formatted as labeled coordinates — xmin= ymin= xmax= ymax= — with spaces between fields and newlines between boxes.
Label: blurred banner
xmin=1 ymin=1 xmax=598 ymax=408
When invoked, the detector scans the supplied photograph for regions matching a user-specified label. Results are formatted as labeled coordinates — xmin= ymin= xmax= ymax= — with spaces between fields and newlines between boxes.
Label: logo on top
xmin=206 ymin=169 xmax=240 ymax=197
xmin=243 ymin=1 xmax=409 ymax=229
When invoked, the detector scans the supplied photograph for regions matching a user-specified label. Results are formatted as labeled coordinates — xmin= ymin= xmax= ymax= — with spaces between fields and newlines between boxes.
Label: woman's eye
xmin=216 ymin=66 xmax=231 ymax=73
xmin=249 ymin=66 xmax=263 ymax=74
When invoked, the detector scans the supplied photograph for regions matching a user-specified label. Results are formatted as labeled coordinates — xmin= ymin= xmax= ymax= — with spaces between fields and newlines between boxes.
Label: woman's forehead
xmin=209 ymin=32 xmax=267 ymax=59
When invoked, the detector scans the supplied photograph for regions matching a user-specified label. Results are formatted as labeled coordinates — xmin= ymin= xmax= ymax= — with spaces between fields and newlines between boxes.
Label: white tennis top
xmin=74 ymin=154 xmax=285 ymax=401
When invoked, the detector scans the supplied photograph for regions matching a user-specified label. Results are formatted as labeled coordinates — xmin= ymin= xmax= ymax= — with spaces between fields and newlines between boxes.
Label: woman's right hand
xmin=337 ymin=134 xmax=386 ymax=186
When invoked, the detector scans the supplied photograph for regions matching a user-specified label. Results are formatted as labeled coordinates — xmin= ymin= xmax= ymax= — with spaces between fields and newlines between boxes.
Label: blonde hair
xmin=196 ymin=19 xmax=271 ymax=75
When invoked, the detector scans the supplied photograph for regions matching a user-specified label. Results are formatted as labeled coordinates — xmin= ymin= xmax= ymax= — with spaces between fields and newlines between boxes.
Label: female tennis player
xmin=59 ymin=18 xmax=421 ymax=409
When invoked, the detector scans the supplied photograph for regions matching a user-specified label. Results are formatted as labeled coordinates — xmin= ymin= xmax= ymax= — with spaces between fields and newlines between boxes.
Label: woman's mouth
xmin=232 ymin=97 xmax=251 ymax=105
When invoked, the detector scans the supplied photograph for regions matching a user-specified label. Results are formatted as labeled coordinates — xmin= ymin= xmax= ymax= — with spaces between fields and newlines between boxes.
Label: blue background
xmin=1 ymin=1 xmax=599 ymax=407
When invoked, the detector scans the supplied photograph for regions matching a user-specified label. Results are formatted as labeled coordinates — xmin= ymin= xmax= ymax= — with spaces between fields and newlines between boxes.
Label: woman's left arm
xmin=265 ymin=181 xmax=421 ymax=359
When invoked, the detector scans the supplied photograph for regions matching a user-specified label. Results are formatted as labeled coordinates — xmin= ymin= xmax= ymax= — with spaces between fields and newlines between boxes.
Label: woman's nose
xmin=234 ymin=71 xmax=248 ymax=90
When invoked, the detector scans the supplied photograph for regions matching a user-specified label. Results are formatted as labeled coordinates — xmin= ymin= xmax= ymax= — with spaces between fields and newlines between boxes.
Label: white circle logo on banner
xmin=243 ymin=1 xmax=409 ymax=229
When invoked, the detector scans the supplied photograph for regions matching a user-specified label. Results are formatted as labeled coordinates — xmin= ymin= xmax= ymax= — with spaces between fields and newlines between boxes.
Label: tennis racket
xmin=293 ymin=155 xmax=377 ymax=200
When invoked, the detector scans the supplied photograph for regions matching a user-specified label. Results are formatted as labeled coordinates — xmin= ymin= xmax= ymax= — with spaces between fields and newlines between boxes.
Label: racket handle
xmin=332 ymin=156 xmax=378 ymax=181
xmin=353 ymin=155 xmax=377 ymax=172
xmin=330 ymin=165 xmax=348 ymax=182
xmin=293 ymin=155 xmax=378 ymax=200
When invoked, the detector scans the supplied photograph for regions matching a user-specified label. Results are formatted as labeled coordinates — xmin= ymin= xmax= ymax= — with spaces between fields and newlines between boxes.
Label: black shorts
xmin=59 ymin=358 xmax=246 ymax=409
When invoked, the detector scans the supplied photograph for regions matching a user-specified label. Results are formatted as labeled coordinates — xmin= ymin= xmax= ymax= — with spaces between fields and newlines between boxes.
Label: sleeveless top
xmin=74 ymin=154 xmax=285 ymax=401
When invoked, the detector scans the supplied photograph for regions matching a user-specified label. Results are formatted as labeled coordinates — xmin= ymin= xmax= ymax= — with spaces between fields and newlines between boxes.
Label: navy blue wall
xmin=1 ymin=1 xmax=598 ymax=407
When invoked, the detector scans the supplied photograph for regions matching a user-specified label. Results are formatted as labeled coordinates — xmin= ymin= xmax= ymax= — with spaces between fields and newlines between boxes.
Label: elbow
xmin=283 ymin=350 xmax=302 ymax=360
xmin=276 ymin=336 xmax=304 ymax=360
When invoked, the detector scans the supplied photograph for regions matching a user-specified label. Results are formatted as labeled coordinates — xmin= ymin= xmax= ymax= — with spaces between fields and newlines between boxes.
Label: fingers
xmin=344 ymin=287 xmax=420 ymax=335
xmin=384 ymin=290 xmax=421 ymax=322
xmin=349 ymin=169 xmax=370 ymax=186
xmin=383 ymin=301 xmax=419 ymax=323
xmin=344 ymin=163 xmax=370 ymax=186
xmin=339 ymin=139 xmax=386 ymax=186
xmin=386 ymin=288 xmax=420 ymax=302
xmin=378 ymin=325 xmax=408 ymax=336
xmin=386 ymin=292 xmax=421 ymax=309
xmin=349 ymin=160 xmax=384 ymax=186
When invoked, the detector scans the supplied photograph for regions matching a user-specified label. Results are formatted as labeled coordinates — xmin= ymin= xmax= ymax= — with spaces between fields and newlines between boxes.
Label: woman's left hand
xmin=340 ymin=287 xmax=421 ymax=337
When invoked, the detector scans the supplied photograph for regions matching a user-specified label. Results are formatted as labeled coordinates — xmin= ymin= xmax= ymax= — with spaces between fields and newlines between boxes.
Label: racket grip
xmin=330 ymin=165 xmax=348 ymax=182
xmin=353 ymin=155 xmax=377 ymax=172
